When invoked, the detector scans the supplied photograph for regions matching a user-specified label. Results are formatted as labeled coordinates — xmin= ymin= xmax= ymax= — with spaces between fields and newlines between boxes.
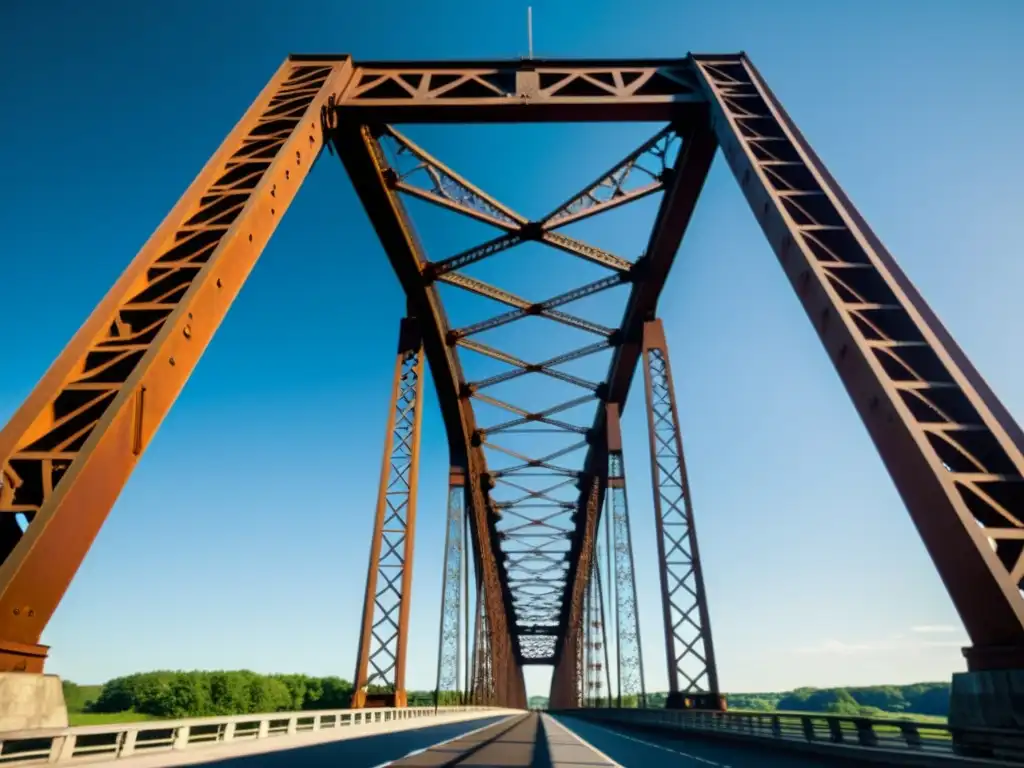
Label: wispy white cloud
xmin=911 ymin=624 xmax=959 ymax=634
xmin=794 ymin=632 xmax=967 ymax=656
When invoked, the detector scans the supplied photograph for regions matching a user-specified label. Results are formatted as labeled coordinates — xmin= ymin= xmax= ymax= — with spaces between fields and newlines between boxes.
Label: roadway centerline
xmin=377 ymin=713 xmax=529 ymax=766
xmin=552 ymin=714 xmax=846 ymax=768
xmin=538 ymin=713 xmax=621 ymax=766
xmin=381 ymin=711 xmax=624 ymax=766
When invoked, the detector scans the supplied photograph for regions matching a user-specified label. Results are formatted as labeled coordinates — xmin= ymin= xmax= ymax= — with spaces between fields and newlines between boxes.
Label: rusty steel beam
xmin=331 ymin=124 xmax=522 ymax=703
xmin=553 ymin=115 xmax=719 ymax=661
xmin=314 ymin=56 xmax=708 ymax=124
xmin=352 ymin=317 xmax=425 ymax=709
xmin=434 ymin=468 xmax=466 ymax=704
xmin=605 ymin=404 xmax=647 ymax=707
xmin=0 ymin=60 xmax=353 ymax=671
xmin=691 ymin=54 xmax=1024 ymax=669
xmin=642 ymin=319 xmax=720 ymax=706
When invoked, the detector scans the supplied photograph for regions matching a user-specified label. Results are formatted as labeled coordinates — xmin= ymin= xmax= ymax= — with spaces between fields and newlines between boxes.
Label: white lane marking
xmin=542 ymin=713 xmax=623 ymax=767
xmin=568 ymin=718 xmax=732 ymax=768
xmin=368 ymin=714 xmax=516 ymax=768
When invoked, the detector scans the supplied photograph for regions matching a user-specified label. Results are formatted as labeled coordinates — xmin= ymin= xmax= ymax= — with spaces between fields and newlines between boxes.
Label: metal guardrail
xmin=565 ymin=707 xmax=1024 ymax=764
xmin=0 ymin=705 xmax=502 ymax=765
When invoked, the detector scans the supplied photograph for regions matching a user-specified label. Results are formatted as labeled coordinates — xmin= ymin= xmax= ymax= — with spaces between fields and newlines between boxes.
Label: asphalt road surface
xmin=191 ymin=715 xmax=512 ymax=767
xmin=148 ymin=712 xmax=879 ymax=767
xmin=357 ymin=711 xmax=870 ymax=766
xmin=551 ymin=714 xmax=875 ymax=767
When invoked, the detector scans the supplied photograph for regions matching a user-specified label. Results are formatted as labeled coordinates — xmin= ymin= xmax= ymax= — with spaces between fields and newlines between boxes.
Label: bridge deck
xmin=386 ymin=712 xmax=615 ymax=766
xmin=384 ymin=712 xmax=848 ymax=767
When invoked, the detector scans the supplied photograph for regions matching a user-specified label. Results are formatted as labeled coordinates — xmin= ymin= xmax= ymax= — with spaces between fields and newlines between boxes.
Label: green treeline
xmin=63 ymin=672 xmax=459 ymax=720
xmin=724 ymin=683 xmax=950 ymax=718
xmin=530 ymin=682 xmax=951 ymax=718
xmin=65 ymin=675 xmax=952 ymax=720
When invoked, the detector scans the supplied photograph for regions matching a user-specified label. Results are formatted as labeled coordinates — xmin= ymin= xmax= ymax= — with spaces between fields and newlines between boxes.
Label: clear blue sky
xmin=2 ymin=1 xmax=1023 ymax=698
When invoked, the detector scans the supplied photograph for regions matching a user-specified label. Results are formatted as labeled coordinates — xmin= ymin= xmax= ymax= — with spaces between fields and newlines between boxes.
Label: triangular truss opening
xmin=363 ymin=120 xmax=681 ymax=647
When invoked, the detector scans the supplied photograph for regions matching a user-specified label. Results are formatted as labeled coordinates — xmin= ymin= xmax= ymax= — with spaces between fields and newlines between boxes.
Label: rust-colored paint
xmin=0 ymin=59 xmax=353 ymax=671
xmin=2 ymin=52 xmax=1020 ymax=703
xmin=693 ymin=56 xmax=1024 ymax=668
xmin=352 ymin=318 xmax=425 ymax=709
xmin=642 ymin=319 xmax=719 ymax=700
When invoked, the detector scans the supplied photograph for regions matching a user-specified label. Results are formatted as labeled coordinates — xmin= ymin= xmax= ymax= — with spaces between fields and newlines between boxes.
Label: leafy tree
xmin=209 ymin=672 xmax=251 ymax=715
xmin=247 ymin=675 xmax=292 ymax=713
xmin=319 ymin=677 xmax=354 ymax=708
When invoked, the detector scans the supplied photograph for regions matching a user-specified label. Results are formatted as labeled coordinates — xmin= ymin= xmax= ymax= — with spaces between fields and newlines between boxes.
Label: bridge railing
xmin=0 ymin=705 xmax=504 ymax=765
xmin=564 ymin=707 xmax=1023 ymax=763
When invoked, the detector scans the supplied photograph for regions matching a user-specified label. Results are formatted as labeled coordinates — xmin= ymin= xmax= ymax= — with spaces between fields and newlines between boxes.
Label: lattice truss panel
xmin=584 ymin=547 xmax=608 ymax=705
xmin=362 ymin=346 xmax=422 ymax=691
xmin=695 ymin=59 xmax=1024 ymax=614
xmin=606 ymin=449 xmax=646 ymax=702
xmin=644 ymin=343 xmax=715 ymax=693
xmin=0 ymin=65 xmax=335 ymax=555
xmin=471 ymin=589 xmax=494 ymax=703
xmin=435 ymin=480 xmax=465 ymax=694
xmin=371 ymin=123 xmax=682 ymax=662
xmin=342 ymin=61 xmax=698 ymax=107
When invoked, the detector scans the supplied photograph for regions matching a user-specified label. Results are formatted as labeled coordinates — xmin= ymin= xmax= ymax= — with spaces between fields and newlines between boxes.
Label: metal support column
xmin=434 ymin=468 xmax=465 ymax=707
xmin=605 ymin=403 xmax=648 ymax=708
xmin=352 ymin=316 xmax=425 ymax=709
xmin=641 ymin=319 xmax=721 ymax=710
xmin=595 ymin=549 xmax=613 ymax=707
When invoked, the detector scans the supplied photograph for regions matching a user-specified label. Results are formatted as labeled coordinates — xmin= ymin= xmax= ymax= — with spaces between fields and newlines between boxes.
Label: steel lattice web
xmin=646 ymin=348 xmax=714 ymax=693
xmin=364 ymin=348 xmax=421 ymax=689
xmin=435 ymin=484 xmax=464 ymax=694
xmin=607 ymin=451 xmax=646 ymax=701
xmin=374 ymin=125 xmax=682 ymax=662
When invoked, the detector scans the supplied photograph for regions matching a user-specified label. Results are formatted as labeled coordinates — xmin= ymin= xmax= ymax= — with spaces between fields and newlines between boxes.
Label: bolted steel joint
xmin=519 ymin=222 xmax=542 ymax=240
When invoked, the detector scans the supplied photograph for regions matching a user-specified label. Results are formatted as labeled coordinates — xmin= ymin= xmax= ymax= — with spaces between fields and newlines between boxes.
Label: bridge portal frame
xmin=0 ymin=53 xmax=1020 ymax=730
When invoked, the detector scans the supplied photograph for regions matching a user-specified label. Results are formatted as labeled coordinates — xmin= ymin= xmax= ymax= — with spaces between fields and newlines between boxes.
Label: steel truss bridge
xmin=1 ymin=52 xmax=1022 ymax=745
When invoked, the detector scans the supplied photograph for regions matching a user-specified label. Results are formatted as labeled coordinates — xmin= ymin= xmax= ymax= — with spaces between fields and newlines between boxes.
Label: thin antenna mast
xmin=527 ymin=7 xmax=534 ymax=59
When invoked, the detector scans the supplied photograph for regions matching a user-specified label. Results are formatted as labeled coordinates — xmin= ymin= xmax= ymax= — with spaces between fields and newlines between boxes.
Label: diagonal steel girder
xmin=332 ymin=100 xmax=716 ymax=666
xmin=550 ymin=115 xmax=719 ymax=664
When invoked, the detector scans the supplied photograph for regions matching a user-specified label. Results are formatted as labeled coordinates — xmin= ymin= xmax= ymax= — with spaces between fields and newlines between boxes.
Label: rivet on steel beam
xmin=183 ymin=325 xmax=192 ymax=340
